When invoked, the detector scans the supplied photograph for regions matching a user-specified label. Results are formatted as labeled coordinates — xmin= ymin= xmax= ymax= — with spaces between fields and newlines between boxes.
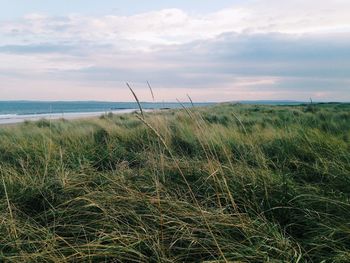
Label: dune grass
xmin=0 ymin=102 xmax=349 ymax=262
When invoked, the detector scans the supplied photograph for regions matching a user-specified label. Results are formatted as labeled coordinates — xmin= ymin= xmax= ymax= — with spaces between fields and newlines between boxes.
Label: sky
xmin=0 ymin=0 xmax=349 ymax=102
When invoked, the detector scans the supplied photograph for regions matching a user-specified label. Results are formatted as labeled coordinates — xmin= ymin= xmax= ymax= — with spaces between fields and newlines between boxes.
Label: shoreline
xmin=0 ymin=109 xmax=139 ymax=125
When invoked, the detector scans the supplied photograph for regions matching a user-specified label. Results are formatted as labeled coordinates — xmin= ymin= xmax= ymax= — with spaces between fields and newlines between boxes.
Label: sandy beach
xmin=0 ymin=109 xmax=138 ymax=125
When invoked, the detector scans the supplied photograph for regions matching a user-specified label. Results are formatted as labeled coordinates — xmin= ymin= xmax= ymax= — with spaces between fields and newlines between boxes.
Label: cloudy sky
xmin=0 ymin=0 xmax=349 ymax=102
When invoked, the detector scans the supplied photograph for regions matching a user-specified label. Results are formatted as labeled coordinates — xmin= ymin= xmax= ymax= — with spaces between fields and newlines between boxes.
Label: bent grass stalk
xmin=147 ymin=81 xmax=155 ymax=102
xmin=126 ymin=82 xmax=144 ymax=118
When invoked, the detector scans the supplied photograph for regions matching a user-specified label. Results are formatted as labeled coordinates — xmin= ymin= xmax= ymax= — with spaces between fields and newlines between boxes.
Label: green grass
xmin=0 ymin=103 xmax=349 ymax=262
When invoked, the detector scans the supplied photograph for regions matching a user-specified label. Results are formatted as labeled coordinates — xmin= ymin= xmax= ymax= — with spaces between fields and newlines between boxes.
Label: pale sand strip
xmin=0 ymin=109 xmax=139 ymax=125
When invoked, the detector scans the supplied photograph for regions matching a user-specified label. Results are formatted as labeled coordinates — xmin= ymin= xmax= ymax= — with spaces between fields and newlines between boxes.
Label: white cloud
xmin=0 ymin=0 xmax=349 ymax=101
xmin=2 ymin=1 xmax=350 ymax=47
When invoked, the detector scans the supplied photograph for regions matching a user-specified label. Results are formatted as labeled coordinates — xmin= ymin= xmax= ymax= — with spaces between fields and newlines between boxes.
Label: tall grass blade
xmin=187 ymin=94 xmax=194 ymax=107
xmin=127 ymin=82 xmax=144 ymax=118
xmin=147 ymin=81 xmax=155 ymax=101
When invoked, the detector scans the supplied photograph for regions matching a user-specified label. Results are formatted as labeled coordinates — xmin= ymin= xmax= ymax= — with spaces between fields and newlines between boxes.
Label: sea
xmin=0 ymin=101 xmax=213 ymax=124
xmin=0 ymin=100 xmax=304 ymax=125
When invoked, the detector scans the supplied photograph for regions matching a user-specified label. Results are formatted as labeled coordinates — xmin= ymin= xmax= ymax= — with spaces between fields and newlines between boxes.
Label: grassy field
xmin=0 ymin=103 xmax=349 ymax=262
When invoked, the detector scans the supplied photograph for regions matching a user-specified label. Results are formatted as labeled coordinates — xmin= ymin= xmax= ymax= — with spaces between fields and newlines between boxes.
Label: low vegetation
xmin=0 ymin=103 xmax=349 ymax=262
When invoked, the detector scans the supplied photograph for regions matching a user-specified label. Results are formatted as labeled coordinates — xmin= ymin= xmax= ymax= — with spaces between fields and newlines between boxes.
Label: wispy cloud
xmin=0 ymin=0 xmax=349 ymax=101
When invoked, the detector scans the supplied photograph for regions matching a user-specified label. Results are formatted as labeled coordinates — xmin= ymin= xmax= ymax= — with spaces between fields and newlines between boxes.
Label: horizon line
xmin=1 ymin=99 xmax=347 ymax=103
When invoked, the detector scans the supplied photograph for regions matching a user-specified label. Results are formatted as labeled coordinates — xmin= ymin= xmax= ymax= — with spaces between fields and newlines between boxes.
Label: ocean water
xmin=0 ymin=100 xmax=305 ymax=125
xmin=0 ymin=101 xmax=213 ymax=124
xmin=0 ymin=101 xmax=214 ymax=115
xmin=0 ymin=100 xmax=306 ymax=115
